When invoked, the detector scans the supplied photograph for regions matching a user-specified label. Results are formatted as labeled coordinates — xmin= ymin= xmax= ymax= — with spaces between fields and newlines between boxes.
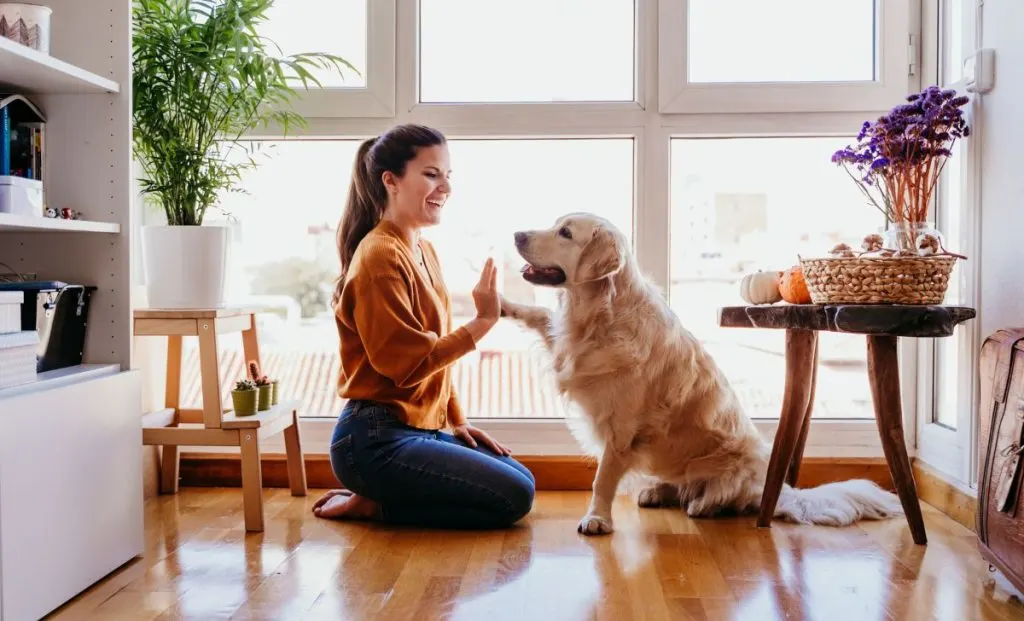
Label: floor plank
xmin=47 ymin=489 xmax=1024 ymax=620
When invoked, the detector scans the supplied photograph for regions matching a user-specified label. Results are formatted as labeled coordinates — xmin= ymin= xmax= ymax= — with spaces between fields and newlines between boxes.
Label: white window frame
xmin=196 ymin=0 xmax=931 ymax=460
xmin=914 ymin=0 xmax=983 ymax=491
xmin=286 ymin=0 xmax=396 ymax=118
xmin=659 ymin=0 xmax=915 ymax=114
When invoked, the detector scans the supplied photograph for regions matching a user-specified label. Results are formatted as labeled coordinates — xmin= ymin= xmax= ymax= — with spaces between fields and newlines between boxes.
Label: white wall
xmin=978 ymin=0 xmax=1024 ymax=335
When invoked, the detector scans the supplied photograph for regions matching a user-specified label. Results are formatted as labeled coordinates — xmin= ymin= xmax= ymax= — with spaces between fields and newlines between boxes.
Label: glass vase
xmin=881 ymin=221 xmax=944 ymax=253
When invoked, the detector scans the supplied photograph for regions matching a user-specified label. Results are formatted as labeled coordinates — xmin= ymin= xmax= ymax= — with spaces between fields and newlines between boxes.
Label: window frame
xmin=286 ymin=0 xmax=397 ymax=118
xmin=659 ymin=0 xmax=916 ymax=114
xmin=161 ymin=0 xmax=937 ymax=460
xmin=913 ymin=0 xmax=983 ymax=490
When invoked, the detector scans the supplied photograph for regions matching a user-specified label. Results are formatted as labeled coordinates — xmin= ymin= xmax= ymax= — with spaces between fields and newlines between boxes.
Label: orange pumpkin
xmin=779 ymin=265 xmax=812 ymax=304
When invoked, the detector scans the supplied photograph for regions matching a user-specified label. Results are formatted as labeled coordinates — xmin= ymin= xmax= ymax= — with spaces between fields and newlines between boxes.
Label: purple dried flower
xmin=831 ymin=85 xmax=970 ymax=225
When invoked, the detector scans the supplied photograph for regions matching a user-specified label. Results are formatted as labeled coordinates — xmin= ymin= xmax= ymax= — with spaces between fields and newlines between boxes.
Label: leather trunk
xmin=978 ymin=327 xmax=1024 ymax=593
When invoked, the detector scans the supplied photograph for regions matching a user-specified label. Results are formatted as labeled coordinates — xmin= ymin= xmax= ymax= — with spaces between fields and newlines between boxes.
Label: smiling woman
xmin=309 ymin=122 xmax=539 ymax=529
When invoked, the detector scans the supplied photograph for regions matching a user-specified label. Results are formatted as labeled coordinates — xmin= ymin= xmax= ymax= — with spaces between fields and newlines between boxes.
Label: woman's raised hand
xmin=472 ymin=257 xmax=500 ymax=322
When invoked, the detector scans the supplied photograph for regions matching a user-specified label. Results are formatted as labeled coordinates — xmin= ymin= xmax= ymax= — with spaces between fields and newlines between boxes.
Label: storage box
xmin=0 ymin=329 xmax=37 ymax=389
xmin=0 ymin=290 xmax=21 ymax=333
xmin=0 ymin=3 xmax=52 ymax=53
xmin=0 ymin=174 xmax=43 ymax=217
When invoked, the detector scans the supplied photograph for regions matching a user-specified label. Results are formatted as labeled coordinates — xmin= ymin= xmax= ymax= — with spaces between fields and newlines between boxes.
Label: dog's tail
xmin=773 ymin=479 xmax=904 ymax=526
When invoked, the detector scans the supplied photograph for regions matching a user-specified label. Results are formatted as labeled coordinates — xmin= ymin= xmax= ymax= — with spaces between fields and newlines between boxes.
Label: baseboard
xmin=177 ymin=452 xmax=894 ymax=492
xmin=172 ymin=453 xmax=978 ymax=529
xmin=911 ymin=459 xmax=977 ymax=531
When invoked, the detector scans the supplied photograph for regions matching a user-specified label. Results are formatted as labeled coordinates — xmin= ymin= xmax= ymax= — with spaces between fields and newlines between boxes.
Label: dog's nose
xmin=514 ymin=231 xmax=528 ymax=249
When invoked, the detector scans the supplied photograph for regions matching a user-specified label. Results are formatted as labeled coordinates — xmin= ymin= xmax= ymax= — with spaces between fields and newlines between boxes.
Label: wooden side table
xmin=718 ymin=303 xmax=976 ymax=545
xmin=134 ymin=305 xmax=307 ymax=532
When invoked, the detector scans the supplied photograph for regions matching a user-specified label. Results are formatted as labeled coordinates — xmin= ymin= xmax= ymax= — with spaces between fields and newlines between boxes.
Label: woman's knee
xmin=497 ymin=469 xmax=536 ymax=524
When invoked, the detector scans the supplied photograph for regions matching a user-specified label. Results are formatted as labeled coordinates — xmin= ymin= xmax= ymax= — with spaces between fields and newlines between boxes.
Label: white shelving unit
xmin=0 ymin=2 xmax=143 ymax=620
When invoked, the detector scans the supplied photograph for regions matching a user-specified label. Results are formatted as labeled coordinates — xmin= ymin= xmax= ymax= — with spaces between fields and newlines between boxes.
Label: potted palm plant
xmin=132 ymin=0 xmax=355 ymax=308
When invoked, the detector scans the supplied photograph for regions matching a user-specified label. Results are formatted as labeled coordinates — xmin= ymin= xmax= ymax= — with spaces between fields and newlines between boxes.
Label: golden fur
xmin=501 ymin=213 xmax=903 ymax=535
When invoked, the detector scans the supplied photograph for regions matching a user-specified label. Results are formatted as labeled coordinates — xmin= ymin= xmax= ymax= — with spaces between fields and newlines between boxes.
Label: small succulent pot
xmin=271 ymin=380 xmax=279 ymax=405
xmin=232 ymin=380 xmax=258 ymax=417
xmin=257 ymin=383 xmax=271 ymax=411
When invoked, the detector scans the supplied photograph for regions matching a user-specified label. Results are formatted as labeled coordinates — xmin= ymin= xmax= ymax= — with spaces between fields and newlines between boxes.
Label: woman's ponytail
xmin=332 ymin=137 xmax=383 ymax=307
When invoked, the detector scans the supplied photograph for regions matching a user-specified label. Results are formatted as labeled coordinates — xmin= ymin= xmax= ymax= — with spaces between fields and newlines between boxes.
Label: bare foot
xmin=312 ymin=489 xmax=381 ymax=520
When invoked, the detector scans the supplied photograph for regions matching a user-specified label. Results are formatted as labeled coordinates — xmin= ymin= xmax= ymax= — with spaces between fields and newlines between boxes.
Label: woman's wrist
xmin=464 ymin=316 xmax=498 ymax=343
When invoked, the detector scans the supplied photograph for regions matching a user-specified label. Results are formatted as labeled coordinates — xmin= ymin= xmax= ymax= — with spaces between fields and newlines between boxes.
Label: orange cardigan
xmin=335 ymin=219 xmax=476 ymax=429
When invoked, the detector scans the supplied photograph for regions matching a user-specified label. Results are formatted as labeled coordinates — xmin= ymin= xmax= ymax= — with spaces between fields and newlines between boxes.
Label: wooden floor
xmin=49 ymin=488 xmax=1024 ymax=621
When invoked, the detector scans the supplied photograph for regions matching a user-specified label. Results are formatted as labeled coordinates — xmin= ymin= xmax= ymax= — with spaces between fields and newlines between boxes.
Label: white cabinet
xmin=0 ymin=370 xmax=143 ymax=621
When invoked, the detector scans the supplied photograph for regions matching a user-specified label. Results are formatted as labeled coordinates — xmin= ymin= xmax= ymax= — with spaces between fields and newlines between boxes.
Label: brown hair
xmin=332 ymin=124 xmax=447 ymax=306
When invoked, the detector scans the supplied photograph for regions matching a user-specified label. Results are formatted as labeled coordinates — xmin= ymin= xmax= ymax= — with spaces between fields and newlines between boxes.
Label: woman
xmin=312 ymin=124 xmax=536 ymax=528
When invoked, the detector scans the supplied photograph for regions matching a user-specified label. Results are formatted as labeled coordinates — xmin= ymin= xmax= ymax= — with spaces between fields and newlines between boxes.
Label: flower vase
xmin=271 ymin=380 xmax=279 ymax=405
xmin=882 ymin=221 xmax=944 ymax=254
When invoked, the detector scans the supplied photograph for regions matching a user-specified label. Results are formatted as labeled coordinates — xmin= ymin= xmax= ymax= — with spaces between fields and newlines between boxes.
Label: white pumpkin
xmin=739 ymin=271 xmax=783 ymax=305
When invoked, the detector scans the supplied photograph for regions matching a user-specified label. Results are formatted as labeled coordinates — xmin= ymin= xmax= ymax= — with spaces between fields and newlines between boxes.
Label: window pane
xmin=934 ymin=139 xmax=965 ymax=429
xmin=670 ymin=137 xmax=880 ymax=419
xmin=259 ymin=0 xmax=367 ymax=88
xmin=419 ymin=0 xmax=635 ymax=103
xmin=428 ymin=139 xmax=635 ymax=418
xmin=687 ymin=0 xmax=876 ymax=83
xmin=183 ymin=139 xmax=634 ymax=420
xmin=944 ymin=0 xmax=965 ymax=84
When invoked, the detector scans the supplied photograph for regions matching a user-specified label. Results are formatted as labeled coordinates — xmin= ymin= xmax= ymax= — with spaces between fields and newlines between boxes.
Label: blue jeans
xmin=328 ymin=400 xmax=536 ymax=529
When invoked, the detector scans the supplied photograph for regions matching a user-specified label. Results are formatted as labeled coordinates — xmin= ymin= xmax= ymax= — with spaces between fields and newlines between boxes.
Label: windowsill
xmin=178 ymin=415 xmax=891 ymax=459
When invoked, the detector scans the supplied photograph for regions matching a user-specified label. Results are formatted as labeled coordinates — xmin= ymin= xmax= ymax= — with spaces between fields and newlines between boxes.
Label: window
xmin=260 ymin=0 xmax=367 ymax=88
xmin=914 ymin=0 xmax=980 ymax=486
xmin=178 ymin=140 xmax=362 ymax=420
xmin=137 ymin=0 xmax=932 ymax=459
xmin=670 ymin=137 xmax=877 ymax=420
xmin=428 ymin=139 xmax=635 ymax=418
xmin=262 ymin=0 xmax=396 ymax=118
xmin=418 ymin=0 xmax=635 ymax=103
xmin=933 ymin=139 xmax=965 ymax=430
xmin=686 ymin=0 xmax=876 ymax=83
xmin=178 ymin=138 xmax=634 ymax=421
xmin=659 ymin=0 xmax=913 ymax=113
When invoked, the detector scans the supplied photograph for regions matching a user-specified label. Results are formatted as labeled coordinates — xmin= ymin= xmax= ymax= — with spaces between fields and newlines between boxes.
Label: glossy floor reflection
xmin=50 ymin=489 xmax=1024 ymax=620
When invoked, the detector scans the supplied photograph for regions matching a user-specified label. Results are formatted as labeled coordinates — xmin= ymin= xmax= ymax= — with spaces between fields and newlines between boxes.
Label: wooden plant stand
xmin=134 ymin=305 xmax=307 ymax=532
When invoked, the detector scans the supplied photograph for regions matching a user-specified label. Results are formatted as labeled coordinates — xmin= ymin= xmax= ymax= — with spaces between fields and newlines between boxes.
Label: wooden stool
xmin=134 ymin=305 xmax=307 ymax=532
xmin=718 ymin=303 xmax=976 ymax=545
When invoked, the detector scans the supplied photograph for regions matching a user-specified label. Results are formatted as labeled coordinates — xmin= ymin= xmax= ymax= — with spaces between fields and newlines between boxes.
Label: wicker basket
xmin=799 ymin=254 xmax=957 ymax=305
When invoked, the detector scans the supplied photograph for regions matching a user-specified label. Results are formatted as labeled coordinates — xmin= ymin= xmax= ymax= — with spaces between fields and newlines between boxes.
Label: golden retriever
xmin=500 ymin=212 xmax=903 ymax=535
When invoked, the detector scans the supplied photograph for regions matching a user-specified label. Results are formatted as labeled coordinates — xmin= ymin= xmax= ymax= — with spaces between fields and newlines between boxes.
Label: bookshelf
xmin=0 ymin=1 xmax=143 ymax=620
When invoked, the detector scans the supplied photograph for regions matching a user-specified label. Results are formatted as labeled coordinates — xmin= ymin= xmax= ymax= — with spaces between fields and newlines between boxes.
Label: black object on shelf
xmin=0 ymin=280 xmax=96 ymax=372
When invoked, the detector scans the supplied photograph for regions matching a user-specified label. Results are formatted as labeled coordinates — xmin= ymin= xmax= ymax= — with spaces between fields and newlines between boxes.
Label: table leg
xmin=758 ymin=328 xmax=818 ymax=527
xmin=867 ymin=335 xmax=927 ymax=545
xmin=787 ymin=332 xmax=819 ymax=487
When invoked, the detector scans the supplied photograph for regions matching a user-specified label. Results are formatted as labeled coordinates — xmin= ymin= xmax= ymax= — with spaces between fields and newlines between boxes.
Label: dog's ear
xmin=576 ymin=227 xmax=625 ymax=283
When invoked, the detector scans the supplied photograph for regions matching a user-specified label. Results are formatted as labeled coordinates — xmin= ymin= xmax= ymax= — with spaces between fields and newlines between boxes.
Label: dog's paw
xmin=498 ymin=295 xmax=515 ymax=316
xmin=685 ymin=496 xmax=722 ymax=519
xmin=577 ymin=513 xmax=614 ymax=536
xmin=638 ymin=483 xmax=679 ymax=508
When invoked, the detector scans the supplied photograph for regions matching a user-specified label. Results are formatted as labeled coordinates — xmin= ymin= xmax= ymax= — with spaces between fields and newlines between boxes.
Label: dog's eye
xmin=558 ymin=226 xmax=572 ymax=240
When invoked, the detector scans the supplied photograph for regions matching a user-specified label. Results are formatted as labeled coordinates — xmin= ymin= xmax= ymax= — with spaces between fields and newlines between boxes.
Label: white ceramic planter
xmin=141 ymin=224 xmax=229 ymax=309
